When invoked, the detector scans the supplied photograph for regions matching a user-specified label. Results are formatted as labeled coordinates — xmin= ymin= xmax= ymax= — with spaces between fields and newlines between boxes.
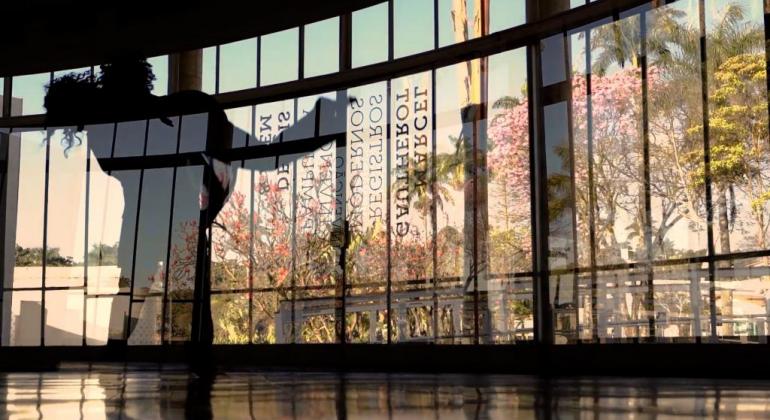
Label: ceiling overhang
xmin=0 ymin=0 xmax=384 ymax=77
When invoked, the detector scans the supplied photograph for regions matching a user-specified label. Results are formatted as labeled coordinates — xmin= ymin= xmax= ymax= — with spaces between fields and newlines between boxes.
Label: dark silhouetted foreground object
xmin=44 ymin=58 xmax=350 ymax=356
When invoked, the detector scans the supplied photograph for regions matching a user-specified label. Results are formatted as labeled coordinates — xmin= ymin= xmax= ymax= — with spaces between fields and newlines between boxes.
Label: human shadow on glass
xmin=43 ymin=57 xmax=351 ymax=358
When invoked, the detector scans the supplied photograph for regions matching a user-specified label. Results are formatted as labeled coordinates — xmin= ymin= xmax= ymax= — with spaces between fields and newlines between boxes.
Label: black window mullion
xmin=160 ymin=115 xmax=183 ymax=345
xmin=2 ymin=78 xmax=11 ymax=118
xmin=256 ymin=38 xmax=262 ymax=88
xmin=433 ymin=0 xmax=439 ymax=50
xmin=340 ymin=12 xmax=352 ymax=72
xmin=298 ymin=25 xmax=305 ymax=81
xmin=430 ymin=68 xmax=438 ymax=343
xmin=584 ymin=28 xmax=600 ymax=342
xmin=0 ymin=128 xmax=10 ymax=346
xmin=40 ymin=129 xmax=51 ymax=347
xmin=560 ymin=31 xmax=581 ymax=340
xmin=431 ymin=0 xmax=440 ymax=344
xmin=527 ymin=38 xmax=554 ymax=346
xmin=640 ymin=9 xmax=657 ymax=341
xmin=289 ymin=159 xmax=298 ymax=343
xmin=765 ymin=3 xmax=770 ymax=142
xmin=385 ymin=79 xmax=393 ymax=344
xmin=125 ymin=120 xmax=151 ymax=342
xmin=248 ymin=163 xmax=255 ymax=345
xmin=215 ymin=45 xmax=221 ymax=95
xmin=82 ymin=133 xmax=91 ymax=346
xmin=697 ymin=0 xmax=718 ymax=342
xmin=388 ymin=0 xmax=394 ymax=62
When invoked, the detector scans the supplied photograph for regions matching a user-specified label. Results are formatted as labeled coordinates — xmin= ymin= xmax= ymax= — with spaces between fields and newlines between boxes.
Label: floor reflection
xmin=0 ymin=365 xmax=769 ymax=418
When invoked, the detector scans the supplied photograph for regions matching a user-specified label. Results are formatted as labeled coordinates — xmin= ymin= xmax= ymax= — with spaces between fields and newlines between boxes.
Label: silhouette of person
xmin=44 ymin=56 xmax=348 ymax=349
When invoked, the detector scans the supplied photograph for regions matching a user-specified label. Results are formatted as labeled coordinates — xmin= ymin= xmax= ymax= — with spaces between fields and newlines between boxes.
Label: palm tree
xmin=587 ymin=1 xmax=765 ymax=339
xmin=450 ymin=0 xmax=491 ymax=343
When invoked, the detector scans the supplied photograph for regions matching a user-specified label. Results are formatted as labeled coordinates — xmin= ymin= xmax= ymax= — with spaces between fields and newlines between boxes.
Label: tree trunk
xmin=452 ymin=0 xmax=491 ymax=343
xmin=716 ymin=186 xmax=732 ymax=256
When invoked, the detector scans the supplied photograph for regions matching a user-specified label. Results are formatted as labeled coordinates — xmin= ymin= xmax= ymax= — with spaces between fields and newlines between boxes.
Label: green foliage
xmin=212 ymin=294 xmax=250 ymax=344
xmin=15 ymin=245 xmax=74 ymax=267
xmin=689 ymin=54 xmax=768 ymax=188
xmin=87 ymin=243 xmax=119 ymax=266
xmin=489 ymin=228 xmax=532 ymax=274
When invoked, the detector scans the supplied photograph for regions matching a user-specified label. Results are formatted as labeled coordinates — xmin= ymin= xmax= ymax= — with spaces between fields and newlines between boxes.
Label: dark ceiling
xmin=0 ymin=0 xmax=383 ymax=77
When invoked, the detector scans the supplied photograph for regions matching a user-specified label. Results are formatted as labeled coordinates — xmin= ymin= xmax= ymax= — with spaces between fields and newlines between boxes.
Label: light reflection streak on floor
xmin=0 ymin=365 xmax=770 ymax=418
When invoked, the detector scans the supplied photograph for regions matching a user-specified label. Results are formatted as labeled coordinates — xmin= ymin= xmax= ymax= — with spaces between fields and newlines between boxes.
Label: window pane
xmin=123 ymin=168 xmax=173 ymax=345
xmin=487 ymin=49 xmax=531 ymax=274
xmin=212 ymin=293 xmax=250 ymax=344
xmin=212 ymin=165 xmax=251 ymax=292
xmin=113 ymin=120 xmax=147 ymax=158
xmin=490 ymin=0 xmax=526 ymax=33
xmin=165 ymin=302 xmax=192 ymax=343
xmin=352 ymin=3 xmax=389 ymax=67
xmin=290 ymin=94 xmax=321 ymax=142
xmin=544 ymin=101 xmax=579 ymax=342
xmin=202 ymin=46 xmax=217 ymax=95
xmin=705 ymin=0 xmax=769 ymax=255
xmin=132 ymin=169 xmax=173 ymax=297
xmin=292 ymin=91 xmax=347 ymax=140
xmin=45 ymin=290 xmax=84 ymax=346
xmin=571 ymin=17 xmax=645 ymax=268
xmin=653 ymin=263 xmax=709 ymax=340
xmin=9 ymin=130 xmax=47 ymax=289
xmin=11 ymin=72 xmax=50 ymax=116
xmin=438 ymin=0 xmax=482 ymax=47
xmin=304 ymin=17 xmax=339 ymax=78
xmin=85 ymin=296 xmax=114 ymax=345
xmin=220 ymin=38 xmax=257 ymax=93
xmin=293 ymin=141 xmax=340 ymax=344
xmin=544 ymin=102 xmax=576 ymax=272
xmin=434 ymin=63 xmax=472 ymax=342
xmin=225 ymin=106 xmax=253 ymax=148
xmin=169 ymin=166 xmax=204 ymax=300
xmin=590 ymin=267 xmax=652 ymax=341
xmin=147 ymin=55 xmax=168 ymax=96
xmin=541 ymin=34 xmax=567 ymax=87
xmin=3 ymin=291 xmax=41 ymax=346
xmin=46 ymin=128 xmax=88 ymax=287
xmin=487 ymin=276 xmax=534 ymax=342
xmin=128 ymin=296 xmax=162 ymax=345
xmin=394 ymin=0 xmax=434 ymax=58
xmin=146 ymin=117 xmax=179 ymax=156
xmin=487 ymin=48 xmax=533 ymax=343
xmin=390 ymin=71 xmax=434 ymax=342
xmin=647 ymin=1 xmax=708 ymax=259
xmin=108 ymin=170 xmax=142 ymax=295
xmin=87 ymin=153 xmax=125 ymax=296
xmin=252 ymin=291 xmax=283 ymax=343
xmin=346 ymin=81 xmax=388 ymax=343
xmin=251 ymin=157 xmax=294 ymax=343
xmin=179 ymin=113 xmax=208 ymax=153
xmin=261 ymin=29 xmax=299 ymax=86
xmin=715 ymin=256 xmax=770 ymax=340
xmin=252 ymin=100 xmax=294 ymax=145
xmin=85 ymin=123 xmax=115 ymax=159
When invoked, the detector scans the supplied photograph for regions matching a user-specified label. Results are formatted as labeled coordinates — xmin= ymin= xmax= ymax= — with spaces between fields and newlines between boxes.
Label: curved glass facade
xmin=0 ymin=0 xmax=769 ymax=348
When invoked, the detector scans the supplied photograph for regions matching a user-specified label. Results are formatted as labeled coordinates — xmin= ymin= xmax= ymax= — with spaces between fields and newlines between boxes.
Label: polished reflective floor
xmin=0 ymin=365 xmax=769 ymax=419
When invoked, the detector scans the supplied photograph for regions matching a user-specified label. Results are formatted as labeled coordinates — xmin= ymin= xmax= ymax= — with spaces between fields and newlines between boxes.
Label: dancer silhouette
xmin=44 ymin=56 xmax=348 ymax=351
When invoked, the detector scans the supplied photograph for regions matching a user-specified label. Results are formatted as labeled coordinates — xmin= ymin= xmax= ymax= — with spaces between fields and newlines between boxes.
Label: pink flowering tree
xmin=487 ymin=95 xmax=533 ymax=274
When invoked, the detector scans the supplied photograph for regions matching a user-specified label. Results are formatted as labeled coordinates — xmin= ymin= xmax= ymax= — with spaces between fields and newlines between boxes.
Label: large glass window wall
xmin=0 ymin=0 xmax=768 ymax=347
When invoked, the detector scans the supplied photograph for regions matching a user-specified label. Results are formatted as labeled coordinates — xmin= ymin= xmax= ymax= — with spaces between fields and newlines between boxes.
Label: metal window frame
xmin=0 ymin=0 xmax=767 ymax=355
